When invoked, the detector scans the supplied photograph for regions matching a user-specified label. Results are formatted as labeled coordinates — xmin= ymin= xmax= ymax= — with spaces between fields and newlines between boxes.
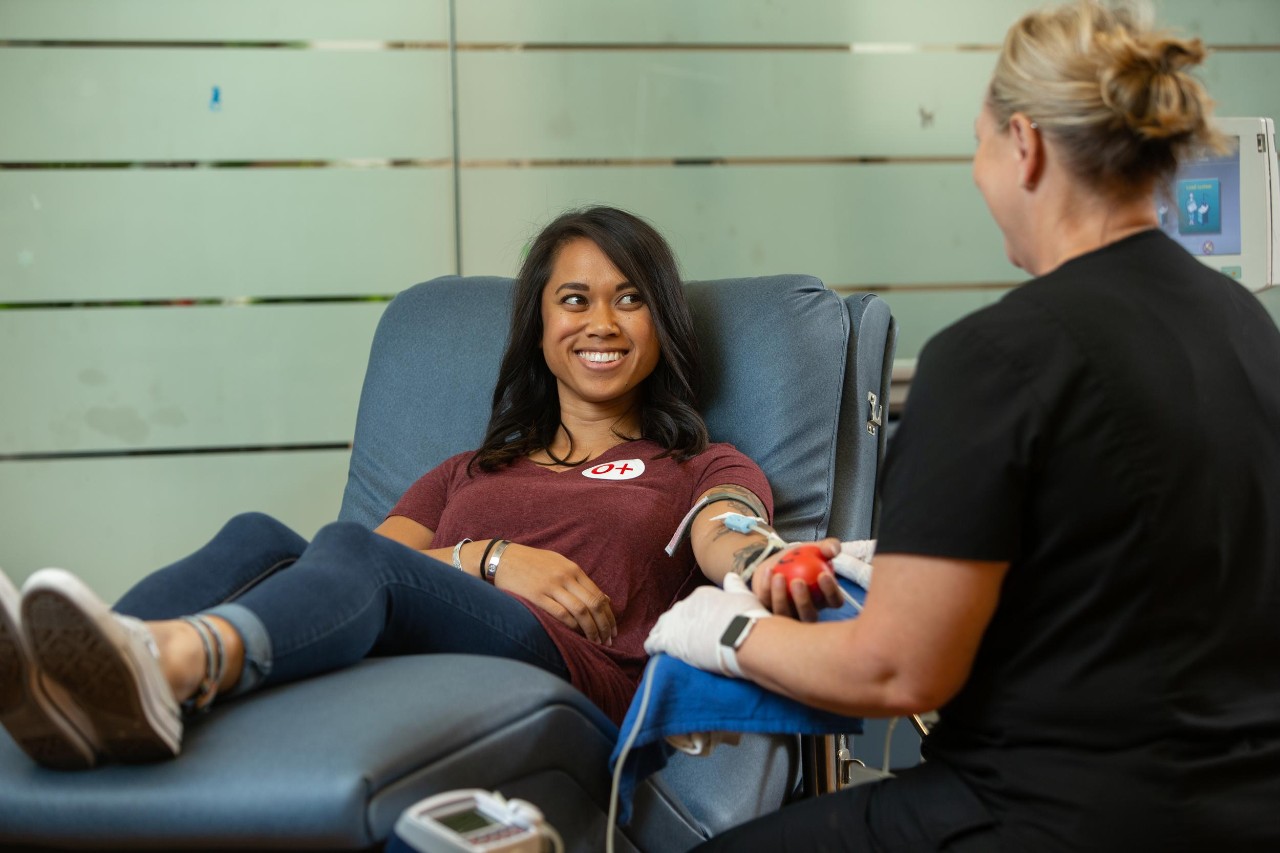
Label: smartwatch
xmin=718 ymin=611 xmax=769 ymax=678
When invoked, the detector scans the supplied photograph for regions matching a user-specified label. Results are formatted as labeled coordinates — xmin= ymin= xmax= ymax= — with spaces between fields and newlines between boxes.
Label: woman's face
xmin=972 ymin=101 xmax=1029 ymax=271
xmin=540 ymin=237 xmax=661 ymax=415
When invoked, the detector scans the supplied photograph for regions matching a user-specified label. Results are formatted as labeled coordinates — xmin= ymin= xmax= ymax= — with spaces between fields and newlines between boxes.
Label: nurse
xmin=648 ymin=2 xmax=1280 ymax=850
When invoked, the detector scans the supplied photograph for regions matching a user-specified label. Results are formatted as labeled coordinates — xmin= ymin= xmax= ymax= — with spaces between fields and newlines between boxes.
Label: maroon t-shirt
xmin=388 ymin=439 xmax=772 ymax=724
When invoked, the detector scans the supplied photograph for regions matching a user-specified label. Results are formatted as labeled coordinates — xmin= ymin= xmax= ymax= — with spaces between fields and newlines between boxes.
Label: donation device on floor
xmin=388 ymin=789 xmax=559 ymax=853
xmin=1156 ymin=117 xmax=1279 ymax=291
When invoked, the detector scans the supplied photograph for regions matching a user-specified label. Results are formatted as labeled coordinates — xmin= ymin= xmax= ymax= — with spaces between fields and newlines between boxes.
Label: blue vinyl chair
xmin=0 ymin=274 xmax=895 ymax=852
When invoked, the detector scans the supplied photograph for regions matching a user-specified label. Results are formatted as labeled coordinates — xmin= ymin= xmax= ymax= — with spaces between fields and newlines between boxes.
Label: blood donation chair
xmin=0 ymin=274 xmax=895 ymax=852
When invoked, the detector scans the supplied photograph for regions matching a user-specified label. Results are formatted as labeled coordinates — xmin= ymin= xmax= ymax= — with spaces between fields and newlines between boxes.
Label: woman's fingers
xmin=488 ymin=543 xmax=618 ymax=644
xmin=817 ymin=569 xmax=844 ymax=609
xmin=556 ymin=580 xmax=616 ymax=644
xmin=543 ymin=588 xmax=612 ymax=643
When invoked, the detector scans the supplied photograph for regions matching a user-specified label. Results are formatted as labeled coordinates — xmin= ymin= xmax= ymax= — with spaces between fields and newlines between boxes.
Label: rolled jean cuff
xmin=202 ymin=602 xmax=273 ymax=697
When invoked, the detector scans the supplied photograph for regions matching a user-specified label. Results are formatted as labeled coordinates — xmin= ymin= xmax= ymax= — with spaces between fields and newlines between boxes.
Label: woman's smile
xmin=540 ymin=237 xmax=660 ymax=412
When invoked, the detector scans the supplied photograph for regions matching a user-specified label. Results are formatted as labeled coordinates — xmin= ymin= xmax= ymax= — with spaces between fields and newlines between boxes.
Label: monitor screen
xmin=1152 ymin=117 xmax=1277 ymax=291
xmin=1157 ymin=139 xmax=1243 ymax=260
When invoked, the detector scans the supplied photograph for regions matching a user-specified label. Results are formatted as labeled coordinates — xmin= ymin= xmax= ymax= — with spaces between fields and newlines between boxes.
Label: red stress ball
xmin=773 ymin=545 xmax=831 ymax=599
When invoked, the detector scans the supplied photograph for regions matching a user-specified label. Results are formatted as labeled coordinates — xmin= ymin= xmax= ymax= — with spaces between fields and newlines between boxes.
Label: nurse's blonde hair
xmin=987 ymin=0 xmax=1226 ymax=195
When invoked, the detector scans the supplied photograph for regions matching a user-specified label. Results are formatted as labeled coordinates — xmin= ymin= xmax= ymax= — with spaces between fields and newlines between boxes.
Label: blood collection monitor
xmin=389 ymin=789 xmax=551 ymax=853
xmin=1156 ymin=117 xmax=1279 ymax=292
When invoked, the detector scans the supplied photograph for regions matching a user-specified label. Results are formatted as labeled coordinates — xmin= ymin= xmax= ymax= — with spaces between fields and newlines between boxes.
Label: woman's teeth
xmin=579 ymin=351 xmax=623 ymax=363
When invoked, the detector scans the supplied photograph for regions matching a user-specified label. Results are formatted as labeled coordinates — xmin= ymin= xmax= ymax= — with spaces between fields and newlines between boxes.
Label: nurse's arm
xmin=734 ymin=553 xmax=1009 ymax=717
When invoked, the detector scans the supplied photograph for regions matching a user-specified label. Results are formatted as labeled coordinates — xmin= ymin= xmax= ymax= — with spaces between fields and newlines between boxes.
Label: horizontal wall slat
xmin=459 ymin=164 xmax=1014 ymax=288
xmin=6 ymin=1 xmax=1273 ymax=46
xmin=879 ymin=278 xmax=1280 ymax=363
xmin=877 ymin=288 xmax=1011 ymax=361
xmin=0 ymin=450 xmax=351 ymax=601
xmin=0 ymin=169 xmax=454 ymax=302
xmin=0 ymin=303 xmax=385 ymax=454
xmin=1198 ymin=53 xmax=1280 ymax=127
xmin=0 ymin=49 xmax=452 ymax=161
xmin=456 ymin=1 xmax=1280 ymax=45
xmin=1 ymin=0 xmax=449 ymax=42
xmin=455 ymin=52 xmax=1277 ymax=161
xmin=458 ymin=52 xmax=994 ymax=159
xmin=1158 ymin=0 xmax=1280 ymax=44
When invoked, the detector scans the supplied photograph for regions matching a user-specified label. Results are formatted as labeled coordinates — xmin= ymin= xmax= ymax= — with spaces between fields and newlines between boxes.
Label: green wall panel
xmin=0 ymin=303 xmax=384 ymax=454
xmin=1 ymin=0 xmax=449 ymax=41
xmin=1259 ymin=285 xmax=1280 ymax=327
xmin=459 ymin=164 xmax=1015 ymax=287
xmin=455 ymin=1 xmax=1280 ymax=45
xmin=0 ymin=48 xmax=451 ymax=161
xmin=1198 ymin=53 xmax=1280 ymax=130
xmin=458 ymin=51 xmax=994 ymax=159
xmin=0 ymin=168 xmax=453 ymax=302
xmin=0 ymin=450 xmax=350 ymax=601
xmin=878 ymin=287 xmax=1011 ymax=361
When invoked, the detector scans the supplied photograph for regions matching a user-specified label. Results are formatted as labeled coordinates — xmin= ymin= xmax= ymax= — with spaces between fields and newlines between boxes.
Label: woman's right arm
xmin=375 ymin=516 xmax=488 ymax=578
xmin=375 ymin=516 xmax=616 ymax=645
xmin=375 ymin=515 xmax=435 ymax=550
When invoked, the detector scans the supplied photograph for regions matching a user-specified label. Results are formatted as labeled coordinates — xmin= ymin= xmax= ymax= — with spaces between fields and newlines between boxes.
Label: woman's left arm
xmin=686 ymin=485 xmax=774 ymax=586
xmin=687 ymin=485 xmax=844 ymax=616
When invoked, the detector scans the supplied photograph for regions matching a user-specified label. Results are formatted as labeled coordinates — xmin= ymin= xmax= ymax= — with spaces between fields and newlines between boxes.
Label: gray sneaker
xmin=0 ymin=569 xmax=101 ymax=769
xmin=22 ymin=569 xmax=182 ymax=762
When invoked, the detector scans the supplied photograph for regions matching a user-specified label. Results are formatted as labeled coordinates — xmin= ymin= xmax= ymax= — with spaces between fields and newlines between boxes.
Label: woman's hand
xmin=751 ymin=538 xmax=844 ymax=621
xmin=493 ymin=543 xmax=617 ymax=645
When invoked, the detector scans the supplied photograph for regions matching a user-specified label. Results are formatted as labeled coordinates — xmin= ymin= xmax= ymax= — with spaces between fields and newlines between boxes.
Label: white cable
xmin=541 ymin=823 xmax=565 ymax=853
xmin=606 ymin=656 xmax=659 ymax=853
xmin=882 ymin=716 xmax=900 ymax=773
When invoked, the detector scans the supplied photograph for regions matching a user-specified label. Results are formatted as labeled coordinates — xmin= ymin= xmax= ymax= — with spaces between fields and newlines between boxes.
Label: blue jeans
xmin=115 ymin=512 xmax=569 ymax=695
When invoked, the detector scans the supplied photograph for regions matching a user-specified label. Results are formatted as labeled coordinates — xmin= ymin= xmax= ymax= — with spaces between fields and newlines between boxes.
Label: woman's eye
xmin=561 ymin=294 xmax=588 ymax=307
xmin=618 ymin=292 xmax=644 ymax=306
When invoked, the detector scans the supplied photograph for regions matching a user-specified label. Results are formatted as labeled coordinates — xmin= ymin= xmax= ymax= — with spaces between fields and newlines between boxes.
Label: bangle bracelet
xmin=451 ymin=538 xmax=473 ymax=570
xmin=485 ymin=539 xmax=511 ymax=583
xmin=477 ymin=539 xmax=498 ymax=578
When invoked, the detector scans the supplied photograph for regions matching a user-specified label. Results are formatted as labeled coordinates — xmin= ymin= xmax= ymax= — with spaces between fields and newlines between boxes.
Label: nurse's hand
xmin=645 ymin=573 xmax=771 ymax=676
xmin=494 ymin=543 xmax=617 ymax=645
xmin=751 ymin=539 xmax=844 ymax=621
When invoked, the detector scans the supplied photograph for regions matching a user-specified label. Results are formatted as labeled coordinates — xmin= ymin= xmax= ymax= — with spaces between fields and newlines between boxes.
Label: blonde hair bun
xmin=1099 ymin=31 xmax=1211 ymax=141
xmin=988 ymin=0 xmax=1226 ymax=193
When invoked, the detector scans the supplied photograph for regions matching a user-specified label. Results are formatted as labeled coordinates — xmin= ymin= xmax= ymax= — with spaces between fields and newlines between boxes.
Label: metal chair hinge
xmin=866 ymin=392 xmax=883 ymax=436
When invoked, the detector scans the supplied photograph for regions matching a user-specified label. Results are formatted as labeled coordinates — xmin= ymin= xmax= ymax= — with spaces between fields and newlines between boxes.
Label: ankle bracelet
xmin=180 ymin=615 xmax=226 ymax=715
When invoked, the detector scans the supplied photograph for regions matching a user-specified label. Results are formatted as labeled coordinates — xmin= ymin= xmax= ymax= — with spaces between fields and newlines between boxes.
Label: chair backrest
xmin=340 ymin=275 xmax=894 ymax=544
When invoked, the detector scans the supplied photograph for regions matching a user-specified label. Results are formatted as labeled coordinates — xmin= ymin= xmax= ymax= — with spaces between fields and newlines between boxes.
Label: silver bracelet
xmin=485 ymin=539 xmax=511 ymax=583
xmin=451 ymin=538 xmax=472 ymax=570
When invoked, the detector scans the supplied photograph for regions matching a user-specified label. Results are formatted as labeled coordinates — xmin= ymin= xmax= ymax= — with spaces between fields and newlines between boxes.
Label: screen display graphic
xmin=1157 ymin=141 xmax=1242 ymax=257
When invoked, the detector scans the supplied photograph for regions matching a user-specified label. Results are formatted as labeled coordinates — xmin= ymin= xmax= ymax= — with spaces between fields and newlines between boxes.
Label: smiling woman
xmin=537 ymin=238 xmax=661 ymax=453
xmin=475 ymin=206 xmax=706 ymax=473
xmin=0 ymin=206 xmax=785 ymax=774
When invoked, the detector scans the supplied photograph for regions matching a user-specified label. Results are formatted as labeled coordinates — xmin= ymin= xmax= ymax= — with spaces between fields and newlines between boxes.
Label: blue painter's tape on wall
xmin=210 ymin=86 xmax=222 ymax=112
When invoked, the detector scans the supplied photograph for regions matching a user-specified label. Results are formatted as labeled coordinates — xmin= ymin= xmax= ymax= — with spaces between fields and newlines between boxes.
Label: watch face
xmin=720 ymin=614 xmax=752 ymax=648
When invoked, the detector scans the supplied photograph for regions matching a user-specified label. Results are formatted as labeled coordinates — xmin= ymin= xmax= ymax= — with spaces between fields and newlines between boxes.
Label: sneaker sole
xmin=23 ymin=576 xmax=181 ymax=763
xmin=0 ymin=574 xmax=99 ymax=770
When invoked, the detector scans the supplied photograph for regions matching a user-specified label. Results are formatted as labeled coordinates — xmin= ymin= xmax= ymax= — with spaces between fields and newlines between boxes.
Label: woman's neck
xmin=534 ymin=405 xmax=642 ymax=467
xmin=1025 ymin=175 xmax=1159 ymax=277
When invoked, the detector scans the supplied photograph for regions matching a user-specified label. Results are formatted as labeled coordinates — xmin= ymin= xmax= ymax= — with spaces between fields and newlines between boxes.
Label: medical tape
xmin=664 ymin=493 xmax=761 ymax=556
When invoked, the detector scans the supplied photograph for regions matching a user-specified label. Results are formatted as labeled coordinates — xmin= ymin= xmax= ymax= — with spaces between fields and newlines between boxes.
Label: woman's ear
xmin=1009 ymin=113 xmax=1044 ymax=191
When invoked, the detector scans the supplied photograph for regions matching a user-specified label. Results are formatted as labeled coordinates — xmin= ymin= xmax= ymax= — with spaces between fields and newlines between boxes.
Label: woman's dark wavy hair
xmin=472 ymin=206 xmax=708 ymax=472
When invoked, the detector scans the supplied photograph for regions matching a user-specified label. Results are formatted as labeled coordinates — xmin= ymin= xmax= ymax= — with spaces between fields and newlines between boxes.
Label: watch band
xmin=717 ymin=610 xmax=770 ymax=678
